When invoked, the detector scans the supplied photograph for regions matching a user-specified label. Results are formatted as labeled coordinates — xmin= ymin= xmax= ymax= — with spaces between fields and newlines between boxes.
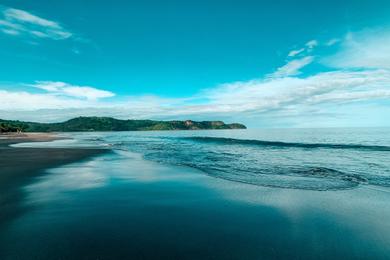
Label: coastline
xmin=0 ymin=131 xmax=390 ymax=259
xmin=0 ymin=132 xmax=62 ymax=146
xmin=0 ymin=133 xmax=108 ymax=224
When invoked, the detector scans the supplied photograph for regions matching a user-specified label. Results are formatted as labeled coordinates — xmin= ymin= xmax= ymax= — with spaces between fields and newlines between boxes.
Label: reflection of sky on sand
xmin=210 ymin=177 xmax=390 ymax=250
xmin=23 ymin=146 xmax=390 ymax=226
xmin=23 ymin=150 xmax=204 ymax=205
xmin=10 ymin=143 xmax=390 ymax=258
xmin=24 ymin=159 xmax=108 ymax=203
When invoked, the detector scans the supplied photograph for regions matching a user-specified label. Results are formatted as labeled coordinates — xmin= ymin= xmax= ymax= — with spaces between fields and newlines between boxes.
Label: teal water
xmin=2 ymin=128 xmax=390 ymax=259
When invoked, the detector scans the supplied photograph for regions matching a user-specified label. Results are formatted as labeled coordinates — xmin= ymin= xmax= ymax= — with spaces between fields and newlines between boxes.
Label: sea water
xmin=52 ymin=127 xmax=390 ymax=191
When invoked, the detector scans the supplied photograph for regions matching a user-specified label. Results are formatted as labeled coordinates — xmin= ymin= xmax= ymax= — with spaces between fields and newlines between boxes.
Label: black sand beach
xmin=0 ymin=134 xmax=107 ymax=225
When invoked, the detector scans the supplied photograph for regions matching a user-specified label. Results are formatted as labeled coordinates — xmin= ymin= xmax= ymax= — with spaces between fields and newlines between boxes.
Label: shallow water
xmin=19 ymin=127 xmax=389 ymax=191
xmin=3 ymin=128 xmax=390 ymax=259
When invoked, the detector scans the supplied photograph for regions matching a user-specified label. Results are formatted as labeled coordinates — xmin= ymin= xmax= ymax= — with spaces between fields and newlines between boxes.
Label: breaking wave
xmin=184 ymin=137 xmax=390 ymax=151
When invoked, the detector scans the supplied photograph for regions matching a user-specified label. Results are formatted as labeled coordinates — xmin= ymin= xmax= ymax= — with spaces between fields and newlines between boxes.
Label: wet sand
xmin=0 ymin=132 xmax=61 ymax=145
xmin=0 ymin=133 xmax=108 ymax=224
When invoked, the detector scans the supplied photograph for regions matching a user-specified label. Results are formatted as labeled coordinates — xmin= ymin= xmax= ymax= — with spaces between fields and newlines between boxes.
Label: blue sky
xmin=1 ymin=0 xmax=390 ymax=127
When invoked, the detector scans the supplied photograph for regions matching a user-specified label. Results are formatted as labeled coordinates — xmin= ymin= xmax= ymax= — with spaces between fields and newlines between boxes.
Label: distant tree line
xmin=0 ymin=117 xmax=246 ymax=133
xmin=0 ymin=122 xmax=26 ymax=133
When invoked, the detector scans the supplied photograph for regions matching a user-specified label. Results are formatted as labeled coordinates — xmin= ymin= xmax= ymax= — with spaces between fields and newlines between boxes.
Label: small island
xmin=0 ymin=116 xmax=246 ymax=132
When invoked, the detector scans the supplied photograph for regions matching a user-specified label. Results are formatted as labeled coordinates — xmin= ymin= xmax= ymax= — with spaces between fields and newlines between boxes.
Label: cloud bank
xmin=1 ymin=67 xmax=389 ymax=126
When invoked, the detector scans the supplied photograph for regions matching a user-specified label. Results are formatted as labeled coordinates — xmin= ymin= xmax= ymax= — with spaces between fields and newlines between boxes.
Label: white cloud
xmin=288 ymin=48 xmax=305 ymax=57
xmin=0 ymin=6 xmax=72 ymax=40
xmin=326 ymin=38 xmax=339 ymax=46
xmin=287 ymin=39 xmax=318 ymax=58
xmin=203 ymin=69 xmax=390 ymax=113
xmin=4 ymin=8 xmax=59 ymax=28
xmin=1 ymin=28 xmax=19 ymax=35
xmin=31 ymin=81 xmax=115 ymax=100
xmin=324 ymin=28 xmax=390 ymax=69
xmin=0 ymin=90 xmax=93 ymax=110
xmin=270 ymin=56 xmax=314 ymax=78
xmin=305 ymin=40 xmax=318 ymax=49
xmin=307 ymin=89 xmax=390 ymax=103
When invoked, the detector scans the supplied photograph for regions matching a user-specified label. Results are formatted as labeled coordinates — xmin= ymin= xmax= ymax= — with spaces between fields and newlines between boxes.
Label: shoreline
xmin=0 ymin=132 xmax=65 ymax=146
xmin=0 ymin=133 xmax=109 ymax=224
xmin=0 ymin=133 xmax=108 ymax=186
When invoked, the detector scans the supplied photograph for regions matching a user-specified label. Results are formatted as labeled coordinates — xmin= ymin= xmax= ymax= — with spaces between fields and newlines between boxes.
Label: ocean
xmin=35 ymin=127 xmax=390 ymax=191
xmin=2 ymin=128 xmax=390 ymax=259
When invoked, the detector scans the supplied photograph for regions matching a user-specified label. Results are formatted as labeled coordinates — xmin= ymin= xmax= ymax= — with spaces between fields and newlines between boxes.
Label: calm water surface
xmin=1 ymin=128 xmax=390 ymax=259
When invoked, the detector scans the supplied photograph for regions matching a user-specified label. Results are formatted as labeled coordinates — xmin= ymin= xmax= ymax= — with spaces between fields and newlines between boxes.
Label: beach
xmin=0 ymin=133 xmax=108 ymax=226
xmin=2 ymin=0 xmax=389 ymax=259
xmin=0 ymin=130 xmax=390 ymax=259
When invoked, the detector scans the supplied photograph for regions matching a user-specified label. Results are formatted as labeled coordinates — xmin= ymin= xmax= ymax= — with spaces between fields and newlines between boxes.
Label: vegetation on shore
xmin=0 ymin=117 xmax=246 ymax=133
xmin=0 ymin=122 xmax=22 ymax=133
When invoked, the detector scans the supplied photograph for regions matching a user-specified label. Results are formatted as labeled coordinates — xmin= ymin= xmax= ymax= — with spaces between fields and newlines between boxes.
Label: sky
xmin=1 ymin=0 xmax=390 ymax=128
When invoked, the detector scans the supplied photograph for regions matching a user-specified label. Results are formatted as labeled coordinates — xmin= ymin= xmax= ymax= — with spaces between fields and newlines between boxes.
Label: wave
xmin=199 ymin=166 xmax=367 ymax=191
xmin=184 ymin=137 xmax=390 ymax=151
xmin=143 ymin=151 xmax=369 ymax=191
xmin=105 ymin=134 xmax=390 ymax=191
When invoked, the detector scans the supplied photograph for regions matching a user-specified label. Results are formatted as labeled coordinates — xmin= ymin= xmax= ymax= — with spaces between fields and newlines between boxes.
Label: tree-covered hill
xmin=0 ymin=117 xmax=246 ymax=133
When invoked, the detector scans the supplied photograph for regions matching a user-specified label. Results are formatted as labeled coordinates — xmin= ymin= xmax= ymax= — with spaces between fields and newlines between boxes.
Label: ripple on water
xmin=105 ymin=134 xmax=390 ymax=191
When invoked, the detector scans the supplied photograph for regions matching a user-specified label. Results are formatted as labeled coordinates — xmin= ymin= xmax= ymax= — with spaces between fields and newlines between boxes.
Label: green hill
xmin=0 ymin=117 xmax=246 ymax=133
